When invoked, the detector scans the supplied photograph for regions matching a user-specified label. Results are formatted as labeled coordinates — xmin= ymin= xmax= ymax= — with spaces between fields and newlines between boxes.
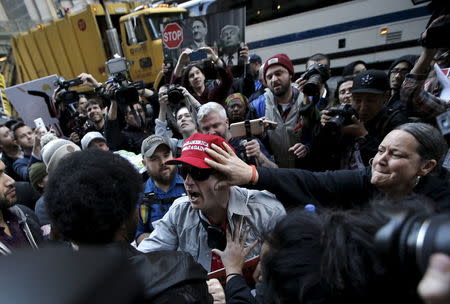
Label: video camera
xmin=102 ymin=57 xmax=144 ymax=107
xmin=420 ymin=15 xmax=450 ymax=49
xmin=375 ymin=211 xmax=450 ymax=283
xmin=300 ymin=63 xmax=330 ymax=96
xmin=323 ymin=104 xmax=358 ymax=132
xmin=54 ymin=76 xmax=83 ymax=105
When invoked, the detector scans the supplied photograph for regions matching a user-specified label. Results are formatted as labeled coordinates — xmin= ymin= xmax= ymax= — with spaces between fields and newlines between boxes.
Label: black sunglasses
xmin=179 ymin=166 xmax=216 ymax=181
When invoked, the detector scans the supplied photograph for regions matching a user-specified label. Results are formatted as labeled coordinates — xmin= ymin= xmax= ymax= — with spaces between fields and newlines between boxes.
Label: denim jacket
xmin=137 ymin=186 xmax=286 ymax=271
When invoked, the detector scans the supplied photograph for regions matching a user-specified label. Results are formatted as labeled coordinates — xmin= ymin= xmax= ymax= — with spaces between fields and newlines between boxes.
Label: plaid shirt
xmin=400 ymin=73 xmax=450 ymax=119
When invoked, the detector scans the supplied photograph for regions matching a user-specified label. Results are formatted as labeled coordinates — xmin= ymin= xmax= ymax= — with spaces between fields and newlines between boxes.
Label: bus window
xmin=124 ymin=16 xmax=147 ymax=45
xmin=145 ymin=13 xmax=187 ymax=40
xmin=247 ymin=0 xmax=354 ymax=25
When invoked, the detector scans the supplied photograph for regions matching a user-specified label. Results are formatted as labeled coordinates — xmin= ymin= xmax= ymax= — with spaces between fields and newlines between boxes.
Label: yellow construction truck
xmin=7 ymin=2 xmax=187 ymax=88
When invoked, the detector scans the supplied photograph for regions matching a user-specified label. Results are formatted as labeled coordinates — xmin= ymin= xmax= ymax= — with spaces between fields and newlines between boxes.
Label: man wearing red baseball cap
xmin=248 ymin=53 xmax=321 ymax=168
xmin=137 ymin=133 xmax=285 ymax=272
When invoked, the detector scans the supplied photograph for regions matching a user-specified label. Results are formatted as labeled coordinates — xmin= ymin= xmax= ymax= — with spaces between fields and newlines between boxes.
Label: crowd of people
xmin=0 ymin=11 xmax=450 ymax=304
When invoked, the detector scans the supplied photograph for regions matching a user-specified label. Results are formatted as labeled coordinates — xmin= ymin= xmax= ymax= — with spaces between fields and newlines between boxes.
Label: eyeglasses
xmin=179 ymin=166 xmax=216 ymax=181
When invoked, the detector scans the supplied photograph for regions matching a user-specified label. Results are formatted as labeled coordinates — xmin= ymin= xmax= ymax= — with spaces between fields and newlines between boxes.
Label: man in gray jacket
xmin=138 ymin=133 xmax=285 ymax=271
xmin=249 ymin=54 xmax=321 ymax=168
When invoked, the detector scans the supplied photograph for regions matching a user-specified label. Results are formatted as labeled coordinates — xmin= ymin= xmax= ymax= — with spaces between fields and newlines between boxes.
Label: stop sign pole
xmin=163 ymin=23 xmax=184 ymax=49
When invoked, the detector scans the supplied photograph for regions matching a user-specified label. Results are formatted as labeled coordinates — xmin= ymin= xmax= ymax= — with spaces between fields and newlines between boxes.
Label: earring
xmin=369 ymin=158 xmax=374 ymax=166
xmin=415 ymin=176 xmax=421 ymax=186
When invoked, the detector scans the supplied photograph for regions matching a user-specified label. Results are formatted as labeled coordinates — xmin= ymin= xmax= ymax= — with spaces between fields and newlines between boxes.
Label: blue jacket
xmin=135 ymin=174 xmax=186 ymax=238
xmin=12 ymin=153 xmax=41 ymax=181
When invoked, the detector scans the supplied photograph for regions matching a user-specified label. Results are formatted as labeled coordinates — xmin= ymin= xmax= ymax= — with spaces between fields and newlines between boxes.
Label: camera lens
xmin=303 ymin=74 xmax=322 ymax=96
xmin=415 ymin=214 xmax=450 ymax=272
xmin=375 ymin=212 xmax=450 ymax=282
xmin=167 ymin=88 xmax=184 ymax=104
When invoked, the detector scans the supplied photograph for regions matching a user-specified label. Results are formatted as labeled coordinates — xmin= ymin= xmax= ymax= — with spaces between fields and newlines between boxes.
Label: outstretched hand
xmin=205 ymin=142 xmax=254 ymax=189
xmin=211 ymin=221 xmax=258 ymax=279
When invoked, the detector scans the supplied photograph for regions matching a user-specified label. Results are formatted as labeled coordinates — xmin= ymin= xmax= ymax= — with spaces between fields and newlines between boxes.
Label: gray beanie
xmin=41 ymin=139 xmax=81 ymax=174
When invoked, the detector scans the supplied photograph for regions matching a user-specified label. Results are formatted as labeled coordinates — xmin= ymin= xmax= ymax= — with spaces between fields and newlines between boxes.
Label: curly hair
xmin=263 ymin=207 xmax=388 ymax=304
xmin=45 ymin=149 xmax=142 ymax=244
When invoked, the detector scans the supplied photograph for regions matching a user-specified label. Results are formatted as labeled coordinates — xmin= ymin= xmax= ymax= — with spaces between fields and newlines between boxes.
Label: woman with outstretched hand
xmin=205 ymin=122 xmax=450 ymax=210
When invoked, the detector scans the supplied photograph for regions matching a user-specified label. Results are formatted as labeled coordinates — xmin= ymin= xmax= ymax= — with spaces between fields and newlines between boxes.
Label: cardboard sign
xmin=4 ymin=75 xmax=63 ymax=136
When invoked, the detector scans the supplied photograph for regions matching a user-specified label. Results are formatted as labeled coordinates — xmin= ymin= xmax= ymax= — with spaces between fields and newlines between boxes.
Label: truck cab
xmin=120 ymin=6 xmax=187 ymax=87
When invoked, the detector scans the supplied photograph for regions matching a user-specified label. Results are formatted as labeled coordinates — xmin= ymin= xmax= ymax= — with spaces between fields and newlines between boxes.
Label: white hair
xmin=197 ymin=102 xmax=227 ymax=124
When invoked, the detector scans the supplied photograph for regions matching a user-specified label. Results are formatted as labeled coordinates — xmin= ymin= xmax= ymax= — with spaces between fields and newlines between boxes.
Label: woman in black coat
xmin=204 ymin=122 xmax=450 ymax=211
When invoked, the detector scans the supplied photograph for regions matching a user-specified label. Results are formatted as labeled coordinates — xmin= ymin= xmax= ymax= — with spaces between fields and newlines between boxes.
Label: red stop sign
xmin=163 ymin=23 xmax=183 ymax=49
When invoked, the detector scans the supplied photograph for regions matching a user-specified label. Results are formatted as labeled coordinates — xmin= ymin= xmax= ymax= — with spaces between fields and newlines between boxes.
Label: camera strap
xmin=244 ymin=120 xmax=252 ymax=138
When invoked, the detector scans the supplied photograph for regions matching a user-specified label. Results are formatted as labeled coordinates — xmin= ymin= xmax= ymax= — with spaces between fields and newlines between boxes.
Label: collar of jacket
xmin=227 ymin=186 xmax=252 ymax=218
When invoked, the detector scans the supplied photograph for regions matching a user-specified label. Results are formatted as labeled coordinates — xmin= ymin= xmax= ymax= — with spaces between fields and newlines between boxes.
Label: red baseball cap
xmin=165 ymin=133 xmax=233 ymax=169
xmin=263 ymin=53 xmax=294 ymax=79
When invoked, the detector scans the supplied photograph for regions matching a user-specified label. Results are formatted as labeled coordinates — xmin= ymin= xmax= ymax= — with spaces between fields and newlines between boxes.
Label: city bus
xmin=245 ymin=0 xmax=432 ymax=75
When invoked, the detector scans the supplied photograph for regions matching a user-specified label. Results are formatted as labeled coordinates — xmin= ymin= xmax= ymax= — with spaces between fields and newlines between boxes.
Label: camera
xmin=166 ymin=84 xmax=185 ymax=105
xmin=55 ymin=76 xmax=83 ymax=105
xmin=300 ymin=63 xmax=331 ymax=96
xmin=102 ymin=57 xmax=144 ymax=107
xmin=323 ymin=104 xmax=358 ymax=132
xmin=420 ymin=15 xmax=450 ymax=49
xmin=375 ymin=211 xmax=450 ymax=283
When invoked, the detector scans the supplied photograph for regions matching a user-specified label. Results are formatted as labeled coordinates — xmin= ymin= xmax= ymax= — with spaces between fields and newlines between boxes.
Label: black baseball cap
xmin=352 ymin=70 xmax=389 ymax=94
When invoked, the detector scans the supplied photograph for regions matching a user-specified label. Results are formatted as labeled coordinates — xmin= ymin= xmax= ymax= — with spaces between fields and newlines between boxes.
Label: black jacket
xmin=0 ymin=204 xmax=43 ymax=255
xmin=256 ymin=167 xmax=450 ymax=211
xmin=125 ymin=245 xmax=212 ymax=303
xmin=105 ymin=119 xmax=151 ymax=154
xmin=311 ymin=106 xmax=409 ymax=171
xmin=225 ymin=275 xmax=259 ymax=304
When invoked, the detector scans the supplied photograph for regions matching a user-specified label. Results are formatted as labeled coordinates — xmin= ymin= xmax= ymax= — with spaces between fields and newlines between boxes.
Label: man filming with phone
xmin=197 ymin=102 xmax=278 ymax=168
xmin=249 ymin=54 xmax=321 ymax=168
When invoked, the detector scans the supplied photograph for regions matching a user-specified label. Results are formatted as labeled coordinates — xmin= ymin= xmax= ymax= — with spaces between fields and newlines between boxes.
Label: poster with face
xmin=162 ymin=7 xmax=245 ymax=68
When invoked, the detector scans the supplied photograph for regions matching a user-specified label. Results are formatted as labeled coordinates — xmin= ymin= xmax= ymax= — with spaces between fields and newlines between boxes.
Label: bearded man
xmin=135 ymin=135 xmax=186 ymax=244
xmin=0 ymin=160 xmax=42 ymax=254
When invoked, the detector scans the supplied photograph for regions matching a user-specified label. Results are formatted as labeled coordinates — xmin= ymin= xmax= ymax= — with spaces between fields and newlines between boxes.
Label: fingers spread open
xmin=244 ymin=239 xmax=259 ymax=256
xmin=221 ymin=142 xmax=237 ymax=157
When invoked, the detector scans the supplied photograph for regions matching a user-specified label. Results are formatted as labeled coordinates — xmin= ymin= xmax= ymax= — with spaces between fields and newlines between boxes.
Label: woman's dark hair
xmin=45 ymin=149 xmax=142 ymax=244
xmin=263 ymin=207 xmax=389 ymax=304
xmin=394 ymin=123 xmax=448 ymax=172
xmin=182 ymin=63 xmax=205 ymax=92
